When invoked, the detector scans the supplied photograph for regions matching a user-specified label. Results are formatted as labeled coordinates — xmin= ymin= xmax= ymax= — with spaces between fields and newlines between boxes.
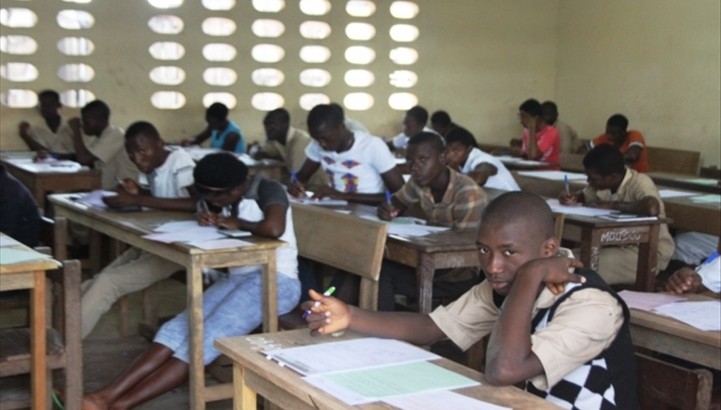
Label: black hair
xmin=483 ymin=192 xmax=555 ymax=239
xmin=583 ymin=144 xmax=626 ymax=176
xmin=406 ymin=105 xmax=429 ymax=125
xmin=37 ymin=90 xmax=61 ymax=103
xmin=329 ymin=102 xmax=345 ymax=118
xmin=519 ymin=98 xmax=542 ymax=117
xmin=194 ymin=152 xmax=248 ymax=190
xmin=81 ymin=100 xmax=110 ymax=121
xmin=606 ymin=114 xmax=629 ymax=130
xmin=408 ymin=131 xmax=445 ymax=153
xmin=206 ymin=102 xmax=229 ymax=120
xmin=307 ymin=104 xmax=344 ymax=131
xmin=430 ymin=110 xmax=451 ymax=127
xmin=125 ymin=121 xmax=160 ymax=141
xmin=264 ymin=108 xmax=290 ymax=124
xmin=541 ymin=101 xmax=558 ymax=113
xmin=443 ymin=126 xmax=479 ymax=148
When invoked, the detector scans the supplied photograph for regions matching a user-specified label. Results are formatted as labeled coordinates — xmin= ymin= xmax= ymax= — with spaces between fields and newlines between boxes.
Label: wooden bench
xmin=647 ymin=146 xmax=700 ymax=175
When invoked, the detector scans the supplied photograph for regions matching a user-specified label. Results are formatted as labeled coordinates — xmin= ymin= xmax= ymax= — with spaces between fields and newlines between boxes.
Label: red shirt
xmin=522 ymin=125 xmax=560 ymax=164
xmin=591 ymin=130 xmax=649 ymax=173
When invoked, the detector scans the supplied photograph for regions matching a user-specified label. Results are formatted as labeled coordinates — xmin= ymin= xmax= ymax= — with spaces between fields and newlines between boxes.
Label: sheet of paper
xmin=387 ymin=224 xmax=449 ymax=237
xmin=618 ymin=290 xmax=686 ymax=311
xmin=676 ymin=177 xmax=719 ymax=186
xmin=75 ymin=190 xmax=118 ymax=209
xmin=689 ymin=194 xmax=721 ymax=204
xmin=264 ymin=337 xmax=439 ymax=376
xmin=187 ymin=238 xmax=253 ymax=250
xmin=658 ymin=189 xmax=696 ymax=198
xmin=384 ymin=390 xmax=511 ymax=410
xmin=496 ymin=156 xmax=545 ymax=167
xmin=0 ymin=236 xmax=22 ymax=247
xmin=13 ymin=160 xmax=84 ymax=173
xmin=517 ymin=170 xmax=587 ymax=181
xmin=153 ymin=220 xmax=202 ymax=233
xmin=546 ymin=199 xmax=616 ymax=217
xmin=0 ymin=248 xmax=53 ymax=265
xmin=181 ymin=146 xmax=222 ymax=161
xmin=290 ymin=196 xmax=349 ymax=206
xmin=142 ymin=226 xmax=226 ymax=244
xmin=653 ymin=301 xmax=721 ymax=331
xmin=303 ymin=361 xmax=480 ymax=405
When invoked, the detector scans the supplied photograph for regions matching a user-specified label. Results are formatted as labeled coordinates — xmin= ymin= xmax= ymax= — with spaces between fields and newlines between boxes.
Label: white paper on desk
xmin=388 ymin=224 xmax=449 ymax=237
xmin=545 ymin=199 xmax=616 ymax=217
xmin=658 ymin=189 xmax=696 ymax=198
xmin=263 ymin=337 xmax=439 ymax=376
xmin=384 ymin=390 xmax=511 ymax=410
xmin=290 ymin=196 xmax=349 ymax=206
xmin=75 ymin=190 xmax=118 ymax=209
xmin=188 ymin=238 xmax=253 ymax=250
xmin=653 ymin=301 xmax=721 ymax=331
xmin=153 ymin=220 xmax=201 ymax=233
xmin=0 ymin=236 xmax=22 ymax=247
xmin=0 ymin=248 xmax=55 ymax=265
xmin=236 ymin=153 xmax=259 ymax=166
xmin=15 ymin=160 xmax=83 ymax=173
xmin=618 ymin=290 xmax=686 ymax=311
xmin=517 ymin=170 xmax=587 ymax=180
xmin=143 ymin=226 xmax=225 ymax=244
xmin=690 ymin=194 xmax=721 ymax=204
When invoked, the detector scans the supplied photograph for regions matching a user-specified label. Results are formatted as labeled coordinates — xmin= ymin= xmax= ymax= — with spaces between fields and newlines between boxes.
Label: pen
xmin=385 ymin=189 xmax=392 ymax=204
xmin=302 ymin=286 xmax=336 ymax=318
xmin=290 ymin=171 xmax=298 ymax=184
xmin=563 ymin=174 xmax=570 ymax=195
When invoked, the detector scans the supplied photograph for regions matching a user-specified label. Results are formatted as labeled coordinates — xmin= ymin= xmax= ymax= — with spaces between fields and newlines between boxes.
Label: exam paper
xmin=517 ymin=170 xmax=587 ymax=181
xmin=303 ymin=361 xmax=480 ymax=405
xmin=383 ymin=390 xmax=511 ymax=410
xmin=653 ymin=301 xmax=721 ymax=331
xmin=689 ymin=194 xmax=721 ymax=204
xmin=75 ymin=190 xmax=118 ymax=209
xmin=658 ymin=189 xmax=696 ymax=199
xmin=264 ymin=337 xmax=439 ymax=376
xmin=546 ymin=199 xmax=617 ymax=217
xmin=618 ymin=290 xmax=686 ymax=311
xmin=0 ymin=248 xmax=54 ymax=265
xmin=142 ymin=226 xmax=226 ymax=244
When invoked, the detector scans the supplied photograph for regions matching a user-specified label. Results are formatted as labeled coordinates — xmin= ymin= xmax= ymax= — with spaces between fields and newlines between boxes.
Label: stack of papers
xmin=546 ymin=199 xmax=616 ymax=217
xmin=653 ymin=301 xmax=721 ymax=331
xmin=264 ymin=338 xmax=482 ymax=406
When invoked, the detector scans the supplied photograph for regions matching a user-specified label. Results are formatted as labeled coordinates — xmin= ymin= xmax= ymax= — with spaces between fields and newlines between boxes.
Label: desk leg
xmin=416 ymin=253 xmax=435 ymax=315
xmin=188 ymin=255 xmax=205 ymax=410
xmin=580 ymin=227 xmax=602 ymax=271
xmin=233 ymin=363 xmax=256 ymax=410
xmin=635 ymin=225 xmax=659 ymax=292
xmin=262 ymin=253 xmax=278 ymax=333
xmin=31 ymin=270 xmax=48 ymax=410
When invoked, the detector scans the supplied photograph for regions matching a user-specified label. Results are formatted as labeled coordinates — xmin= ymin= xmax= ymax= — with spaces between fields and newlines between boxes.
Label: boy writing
xmin=559 ymin=145 xmax=674 ymax=285
xmin=306 ymin=192 xmax=638 ymax=409
xmin=582 ymin=114 xmax=649 ymax=173
xmin=81 ymin=121 xmax=197 ymax=338
xmin=289 ymin=103 xmax=405 ymax=205
xmin=181 ymin=102 xmax=245 ymax=153
xmin=377 ymin=132 xmax=487 ymax=310
xmin=82 ymin=153 xmax=300 ymax=409
xmin=443 ymin=126 xmax=520 ymax=191
xmin=18 ymin=89 xmax=75 ymax=155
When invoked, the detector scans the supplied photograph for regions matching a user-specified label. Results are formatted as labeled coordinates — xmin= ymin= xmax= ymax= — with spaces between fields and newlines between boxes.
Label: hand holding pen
xmin=302 ymin=286 xmax=353 ymax=336
xmin=377 ymin=190 xmax=399 ymax=221
xmin=559 ymin=175 xmax=577 ymax=205
xmin=196 ymin=199 xmax=218 ymax=226
xmin=287 ymin=171 xmax=306 ymax=198
xmin=302 ymin=286 xmax=336 ymax=318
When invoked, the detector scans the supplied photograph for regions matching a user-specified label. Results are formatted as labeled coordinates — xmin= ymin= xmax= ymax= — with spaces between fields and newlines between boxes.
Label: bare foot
xmin=82 ymin=393 xmax=108 ymax=410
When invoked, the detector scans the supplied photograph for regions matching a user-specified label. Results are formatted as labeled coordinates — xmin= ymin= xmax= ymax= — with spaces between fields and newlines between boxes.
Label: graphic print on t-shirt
xmin=341 ymin=173 xmax=358 ymax=192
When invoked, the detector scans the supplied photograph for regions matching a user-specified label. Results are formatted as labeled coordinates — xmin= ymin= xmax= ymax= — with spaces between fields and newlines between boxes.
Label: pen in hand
xmin=563 ymin=174 xmax=570 ymax=195
xmin=302 ymin=286 xmax=336 ymax=318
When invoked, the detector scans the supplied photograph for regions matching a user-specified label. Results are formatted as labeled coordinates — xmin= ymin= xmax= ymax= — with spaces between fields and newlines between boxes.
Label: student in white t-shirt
xmin=389 ymin=105 xmax=437 ymax=151
xmin=80 ymin=121 xmax=197 ymax=338
xmin=289 ymin=103 xmax=405 ymax=205
xmin=444 ymin=127 xmax=520 ymax=192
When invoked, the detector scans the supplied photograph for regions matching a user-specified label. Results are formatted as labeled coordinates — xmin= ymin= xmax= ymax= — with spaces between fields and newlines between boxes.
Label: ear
xmin=541 ymin=236 xmax=559 ymax=257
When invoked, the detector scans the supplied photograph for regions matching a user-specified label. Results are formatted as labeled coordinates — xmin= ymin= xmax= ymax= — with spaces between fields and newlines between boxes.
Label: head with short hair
xmin=443 ymin=127 xmax=478 ymax=169
xmin=605 ymin=114 xmax=629 ymax=143
xmin=263 ymin=108 xmax=291 ymax=142
xmin=403 ymin=105 xmax=429 ymax=137
xmin=37 ymin=90 xmax=62 ymax=119
xmin=430 ymin=110 xmax=454 ymax=136
xmin=518 ymin=99 xmax=542 ymax=129
xmin=80 ymin=100 xmax=111 ymax=136
xmin=194 ymin=152 xmax=249 ymax=207
xmin=406 ymin=131 xmax=447 ymax=187
xmin=476 ymin=192 xmax=559 ymax=295
xmin=306 ymin=104 xmax=350 ymax=152
xmin=541 ymin=101 xmax=559 ymax=125
xmin=124 ymin=121 xmax=166 ymax=174
xmin=583 ymin=144 xmax=626 ymax=190
xmin=205 ymin=102 xmax=230 ymax=130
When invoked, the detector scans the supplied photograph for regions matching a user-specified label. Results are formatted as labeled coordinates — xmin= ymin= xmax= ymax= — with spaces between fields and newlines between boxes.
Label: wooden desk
xmin=214 ymin=329 xmax=559 ymax=410
xmin=48 ymin=194 xmax=283 ymax=410
xmin=629 ymin=295 xmax=721 ymax=370
xmin=0 ymin=235 xmax=61 ymax=410
xmin=649 ymin=172 xmax=720 ymax=194
xmin=1 ymin=154 xmax=101 ymax=211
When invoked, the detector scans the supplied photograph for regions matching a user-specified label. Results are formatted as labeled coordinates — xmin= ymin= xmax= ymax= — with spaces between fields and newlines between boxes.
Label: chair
xmin=636 ymin=352 xmax=713 ymax=410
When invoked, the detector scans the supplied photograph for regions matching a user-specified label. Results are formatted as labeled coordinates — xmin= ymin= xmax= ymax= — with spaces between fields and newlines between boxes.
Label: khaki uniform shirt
xmin=86 ymin=124 xmax=138 ymax=189
xmin=29 ymin=115 xmax=75 ymax=153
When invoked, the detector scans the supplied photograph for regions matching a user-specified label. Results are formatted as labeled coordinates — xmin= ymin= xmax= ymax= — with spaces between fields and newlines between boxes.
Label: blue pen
xmin=563 ymin=174 xmax=570 ymax=195
xmin=302 ymin=286 xmax=336 ymax=319
xmin=385 ymin=189 xmax=392 ymax=204
xmin=290 ymin=171 xmax=298 ymax=184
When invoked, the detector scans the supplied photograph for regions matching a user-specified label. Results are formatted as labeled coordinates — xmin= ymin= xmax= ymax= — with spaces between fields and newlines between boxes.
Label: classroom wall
xmin=0 ymin=0 xmax=557 ymax=151
xmin=555 ymin=0 xmax=721 ymax=168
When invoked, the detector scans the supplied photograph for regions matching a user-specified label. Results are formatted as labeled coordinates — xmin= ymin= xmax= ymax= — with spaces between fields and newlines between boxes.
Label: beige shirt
xmin=429 ymin=270 xmax=623 ymax=390
xmin=29 ymin=115 xmax=75 ymax=153
xmin=86 ymin=124 xmax=138 ymax=189
xmin=261 ymin=127 xmax=327 ymax=188
xmin=555 ymin=119 xmax=579 ymax=154
xmin=582 ymin=168 xmax=675 ymax=269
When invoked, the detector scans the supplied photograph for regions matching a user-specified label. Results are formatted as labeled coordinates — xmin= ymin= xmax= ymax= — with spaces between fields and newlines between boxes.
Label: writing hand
xmin=666 ymin=267 xmax=701 ymax=294
xmin=302 ymin=289 xmax=351 ymax=336
xmin=311 ymin=186 xmax=339 ymax=200
xmin=102 ymin=190 xmax=139 ymax=208
xmin=118 ymin=178 xmax=141 ymax=195
xmin=197 ymin=211 xmax=218 ymax=226
xmin=215 ymin=215 xmax=240 ymax=230
xmin=34 ymin=150 xmax=50 ymax=162
xmin=377 ymin=201 xmax=399 ymax=221
xmin=287 ymin=179 xmax=306 ymax=198
xmin=559 ymin=191 xmax=577 ymax=205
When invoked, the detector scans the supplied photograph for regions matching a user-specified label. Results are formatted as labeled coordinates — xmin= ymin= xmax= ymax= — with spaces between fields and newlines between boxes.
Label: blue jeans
xmin=154 ymin=270 xmax=300 ymax=364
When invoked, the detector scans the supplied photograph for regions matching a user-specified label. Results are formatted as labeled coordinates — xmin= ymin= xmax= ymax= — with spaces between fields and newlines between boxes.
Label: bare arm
xmin=288 ymin=158 xmax=321 ymax=197
xmin=624 ymin=146 xmax=642 ymax=165
xmin=216 ymin=202 xmax=287 ymax=238
xmin=221 ymin=132 xmax=240 ymax=152
xmin=182 ymin=128 xmax=212 ymax=146
xmin=18 ymin=122 xmax=49 ymax=151
xmin=304 ymin=290 xmax=446 ymax=346
xmin=468 ymin=163 xmax=498 ymax=186
xmin=525 ymin=122 xmax=543 ymax=160
xmin=102 ymin=181 xmax=197 ymax=212
xmin=68 ymin=118 xmax=99 ymax=166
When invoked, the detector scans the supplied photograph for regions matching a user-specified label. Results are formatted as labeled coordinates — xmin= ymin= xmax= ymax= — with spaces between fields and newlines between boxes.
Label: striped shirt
xmin=393 ymin=168 xmax=487 ymax=229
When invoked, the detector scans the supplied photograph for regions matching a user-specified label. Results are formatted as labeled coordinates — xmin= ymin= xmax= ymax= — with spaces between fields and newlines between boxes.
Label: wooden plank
xmin=30 ymin=270 xmax=47 ymax=410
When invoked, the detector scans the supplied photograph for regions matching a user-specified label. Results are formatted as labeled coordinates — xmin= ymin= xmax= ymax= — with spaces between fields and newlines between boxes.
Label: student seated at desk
xmin=47 ymin=100 xmax=138 ymax=189
xmin=377 ymin=132 xmax=487 ymax=311
xmin=388 ymin=105 xmax=437 ymax=151
xmin=581 ymin=114 xmax=649 ymax=173
xmin=430 ymin=110 xmax=458 ymax=137
xmin=443 ymin=127 xmax=520 ymax=191
xmin=306 ymin=192 xmax=638 ymax=409
xmin=250 ymin=108 xmax=327 ymax=189
xmin=559 ymin=145 xmax=674 ymax=285
xmin=81 ymin=121 xmax=197 ymax=338
xmin=518 ymin=98 xmax=560 ymax=164
xmin=666 ymin=240 xmax=720 ymax=296
xmin=18 ymin=89 xmax=75 ymax=156
xmin=0 ymin=164 xmax=41 ymax=247
xmin=181 ymin=102 xmax=245 ymax=153
xmin=288 ymin=103 xmax=405 ymax=205
xmin=82 ymin=153 xmax=300 ymax=410
xmin=541 ymin=101 xmax=579 ymax=154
